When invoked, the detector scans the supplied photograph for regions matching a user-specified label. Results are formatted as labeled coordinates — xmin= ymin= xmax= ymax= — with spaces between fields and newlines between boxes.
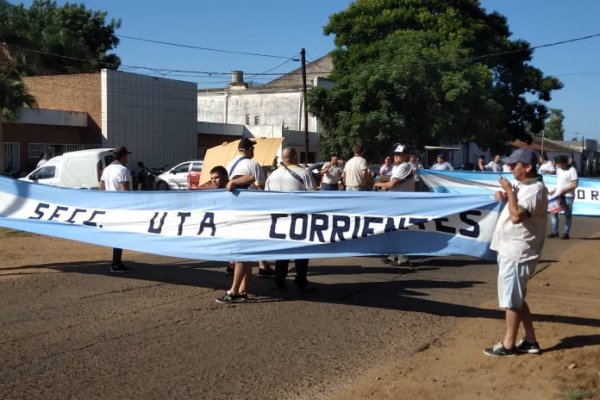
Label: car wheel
xmin=156 ymin=180 xmax=169 ymax=191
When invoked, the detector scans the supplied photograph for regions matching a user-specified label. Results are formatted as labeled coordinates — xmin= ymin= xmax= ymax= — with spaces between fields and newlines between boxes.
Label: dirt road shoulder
xmin=328 ymin=238 xmax=600 ymax=400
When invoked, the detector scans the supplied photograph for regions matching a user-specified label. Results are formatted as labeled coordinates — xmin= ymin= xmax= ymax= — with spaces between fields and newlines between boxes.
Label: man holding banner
xmin=217 ymin=138 xmax=268 ymax=303
xmin=266 ymin=147 xmax=317 ymax=292
xmin=99 ymin=146 xmax=132 ymax=273
xmin=484 ymin=148 xmax=547 ymax=357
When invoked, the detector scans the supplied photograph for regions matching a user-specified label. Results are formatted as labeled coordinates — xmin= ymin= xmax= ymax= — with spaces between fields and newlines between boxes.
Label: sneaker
xmin=516 ymin=339 xmax=541 ymax=354
xmin=215 ymin=291 xmax=246 ymax=304
xmin=258 ymin=267 xmax=275 ymax=277
xmin=110 ymin=263 xmax=130 ymax=273
xmin=547 ymin=232 xmax=558 ymax=238
xmin=560 ymin=234 xmax=570 ymax=240
xmin=483 ymin=342 xmax=518 ymax=357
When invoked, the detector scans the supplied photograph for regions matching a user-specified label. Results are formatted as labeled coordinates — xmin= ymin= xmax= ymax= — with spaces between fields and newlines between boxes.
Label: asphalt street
xmin=0 ymin=216 xmax=597 ymax=400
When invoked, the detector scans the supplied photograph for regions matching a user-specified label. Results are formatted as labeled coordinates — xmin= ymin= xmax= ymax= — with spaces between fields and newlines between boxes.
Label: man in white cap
xmin=373 ymin=144 xmax=415 ymax=192
xmin=374 ymin=144 xmax=415 ymax=266
xmin=484 ymin=148 xmax=547 ymax=356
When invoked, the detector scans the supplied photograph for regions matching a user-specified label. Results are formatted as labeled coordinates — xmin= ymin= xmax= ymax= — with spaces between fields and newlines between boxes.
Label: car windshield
xmin=30 ymin=166 xmax=56 ymax=180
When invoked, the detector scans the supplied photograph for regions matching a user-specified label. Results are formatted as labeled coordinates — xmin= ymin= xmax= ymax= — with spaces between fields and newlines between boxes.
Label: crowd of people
xmin=99 ymin=140 xmax=579 ymax=359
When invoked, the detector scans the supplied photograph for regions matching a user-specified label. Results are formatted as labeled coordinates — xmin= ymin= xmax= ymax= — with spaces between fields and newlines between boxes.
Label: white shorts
xmin=497 ymin=254 xmax=537 ymax=309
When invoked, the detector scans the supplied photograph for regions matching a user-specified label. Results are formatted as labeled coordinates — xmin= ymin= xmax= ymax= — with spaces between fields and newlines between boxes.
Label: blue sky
xmin=12 ymin=0 xmax=600 ymax=140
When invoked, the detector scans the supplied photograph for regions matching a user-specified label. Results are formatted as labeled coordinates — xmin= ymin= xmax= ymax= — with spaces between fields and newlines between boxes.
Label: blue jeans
xmin=550 ymin=196 xmax=574 ymax=235
xmin=320 ymin=183 xmax=339 ymax=191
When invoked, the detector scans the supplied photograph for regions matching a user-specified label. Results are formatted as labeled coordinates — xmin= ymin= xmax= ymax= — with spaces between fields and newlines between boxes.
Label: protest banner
xmin=420 ymin=170 xmax=600 ymax=217
xmin=0 ymin=176 xmax=502 ymax=261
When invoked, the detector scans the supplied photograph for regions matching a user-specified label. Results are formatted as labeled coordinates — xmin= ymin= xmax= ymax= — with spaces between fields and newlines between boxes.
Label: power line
xmin=5 ymin=31 xmax=600 ymax=80
xmin=118 ymin=34 xmax=295 ymax=60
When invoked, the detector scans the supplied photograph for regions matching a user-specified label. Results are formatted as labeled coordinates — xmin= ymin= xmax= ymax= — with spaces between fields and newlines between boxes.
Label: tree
xmin=0 ymin=44 xmax=37 ymax=121
xmin=1 ymin=0 xmax=121 ymax=75
xmin=543 ymin=108 xmax=565 ymax=141
xmin=307 ymin=0 xmax=562 ymax=157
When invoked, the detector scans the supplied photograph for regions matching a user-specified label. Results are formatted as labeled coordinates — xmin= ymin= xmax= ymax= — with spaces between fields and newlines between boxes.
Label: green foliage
xmin=544 ymin=108 xmax=565 ymax=140
xmin=0 ymin=44 xmax=37 ymax=121
xmin=0 ymin=0 xmax=121 ymax=75
xmin=0 ymin=0 xmax=119 ymax=120
xmin=561 ymin=387 xmax=596 ymax=400
xmin=308 ymin=0 xmax=562 ymax=156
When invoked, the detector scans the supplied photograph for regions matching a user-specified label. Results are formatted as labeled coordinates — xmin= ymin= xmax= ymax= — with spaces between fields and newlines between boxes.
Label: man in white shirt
xmin=430 ymin=154 xmax=454 ymax=170
xmin=343 ymin=144 xmax=372 ymax=190
xmin=99 ymin=146 xmax=132 ymax=273
xmin=537 ymin=153 xmax=555 ymax=175
xmin=373 ymin=144 xmax=414 ymax=192
xmin=217 ymin=138 xmax=270 ymax=304
xmin=548 ymin=155 xmax=578 ymax=239
xmin=320 ymin=152 xmax=343 ymax=190
xmin=486 ymin=154 xmax=503 ymax=172
xmin=484 ymin=148 xmax=547 ymax=357
xmin=265 ymin=147 xmax=316 ymax=292
xmin=373 ymin=144 xmax=414 ymax=266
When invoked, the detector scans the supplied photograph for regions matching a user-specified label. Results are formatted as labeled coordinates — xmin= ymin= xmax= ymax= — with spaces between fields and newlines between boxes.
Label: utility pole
xmin=301 ymin=48 xmax=309 ymax=164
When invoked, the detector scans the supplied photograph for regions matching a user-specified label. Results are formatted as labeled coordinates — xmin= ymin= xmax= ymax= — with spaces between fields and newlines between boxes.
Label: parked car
xmin=19 ymin=148 xmax=114 ymax=189
xmin=155 ymin=160 xmax=204 ymax=190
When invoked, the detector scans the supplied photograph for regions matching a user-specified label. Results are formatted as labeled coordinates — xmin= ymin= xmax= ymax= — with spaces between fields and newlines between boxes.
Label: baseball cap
xmin=502 ymin=148 xmax=537 ymax=165
xmin=393 ymin=144 xmax=406 ymax=154
xmin=238 ymin=137 xmax=256 ymax=151
xmin=113 ymin=146 xmax=131 ymax=158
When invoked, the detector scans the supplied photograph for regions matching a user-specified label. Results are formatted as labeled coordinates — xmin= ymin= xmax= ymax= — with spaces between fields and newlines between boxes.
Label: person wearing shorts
xmin=484 ymin=148 xmax=548 ymax=357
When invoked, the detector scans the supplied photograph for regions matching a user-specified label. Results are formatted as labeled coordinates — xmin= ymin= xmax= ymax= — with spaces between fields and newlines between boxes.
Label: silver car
xmin=155 ymin=160 xmax=203 ymax=190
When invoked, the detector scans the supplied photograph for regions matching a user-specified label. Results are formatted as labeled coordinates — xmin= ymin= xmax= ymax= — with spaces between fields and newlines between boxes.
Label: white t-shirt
xmin=343 ymin=156 xmax=369 ymax=187
xmin=431 ymin=161 xmax=453 ymax=171
xmin=389 ymin=162 xmax=415 ymax=192
xmin=227 ymin=156 xmax=266 ymax=189
xmin=490 ymin=178 xmax=548 ymax=262
xmin=555 ymin=166 xmax=578 ymax=198
xmin=100 ymin=162 xmax=132 ymax=191
xmin=538 ymin=161 xmax=555 ymax=175
xmin=486 ymin=161 xmax=502 ymax=172
xmin=321 ymin=162 xmax=343 ymax=185
xmin=265 ymin=165 xmax=316 ymax=191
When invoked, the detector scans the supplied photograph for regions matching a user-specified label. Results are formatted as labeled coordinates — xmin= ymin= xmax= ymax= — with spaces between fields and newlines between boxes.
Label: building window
xmin=245 ymin=114 xmax=250 ymax=125
xmin=28 ymin=143 xmax=48 ymax=158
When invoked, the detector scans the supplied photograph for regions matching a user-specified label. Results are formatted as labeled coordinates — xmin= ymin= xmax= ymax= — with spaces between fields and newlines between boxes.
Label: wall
xmin=197 ymin=89 xmax=318 ymax=132
xmin=102 ymin=70 xmax=198 ymax=168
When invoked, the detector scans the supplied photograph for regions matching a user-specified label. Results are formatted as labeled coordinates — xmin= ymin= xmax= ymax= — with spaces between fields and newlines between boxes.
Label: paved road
xmin=1 ymin=216 xmax=598 ymax=400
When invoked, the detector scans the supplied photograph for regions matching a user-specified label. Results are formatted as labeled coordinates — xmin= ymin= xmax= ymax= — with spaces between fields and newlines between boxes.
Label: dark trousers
xmin=320 ymin=183 xmax=339 ymax=191
xmin=112 ymin=248 xmax=123 ymax=265
xmin=275 ymin=259 xmax=309 ymax=289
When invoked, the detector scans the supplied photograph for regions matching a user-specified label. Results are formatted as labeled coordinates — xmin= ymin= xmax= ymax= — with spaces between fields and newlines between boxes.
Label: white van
xmin=20 ymin=148 xmax=115 ymax=189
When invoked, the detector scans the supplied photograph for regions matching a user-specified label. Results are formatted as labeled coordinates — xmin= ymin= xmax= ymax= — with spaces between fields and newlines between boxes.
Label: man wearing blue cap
xmin=484 ymin=148 xmax=548 ymax=357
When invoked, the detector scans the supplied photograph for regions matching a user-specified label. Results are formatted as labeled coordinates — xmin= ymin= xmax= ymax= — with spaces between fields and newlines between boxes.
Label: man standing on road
xmin=484 ymin=148 xmax=547 ymax=357
xmin=548 ymin=155 xmax=578 ymax=240
xmin=343 ymin=144 xmax=372 ymax=191
xmin=373 ymin=144 xmax=415 ymax=266
xmin=216 ymin=138 xmax=270 ymax=303
xmin=320 ymin=152 xmax=343 ymax=190
xmin=99 ymin=146 xmax=132 ymax=273
xmin=265 ymin=147 xmax=316 ymax=292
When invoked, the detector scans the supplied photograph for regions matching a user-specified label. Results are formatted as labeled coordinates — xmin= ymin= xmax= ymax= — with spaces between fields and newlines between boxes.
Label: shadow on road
xmin=17 ymin=256 xmax=600 ymax=333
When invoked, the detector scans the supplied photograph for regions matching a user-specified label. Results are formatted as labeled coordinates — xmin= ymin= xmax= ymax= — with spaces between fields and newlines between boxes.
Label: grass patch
xmin=0 ymin=228 xmax=32 ymax=238
xmin=562 ymin=388 xmax=596 ymax=400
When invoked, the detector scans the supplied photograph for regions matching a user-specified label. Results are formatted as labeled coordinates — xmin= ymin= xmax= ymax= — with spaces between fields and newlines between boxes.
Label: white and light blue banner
xmin=0 ymin=176 xmax=502 ymax=261
xmin=420 ymin=170 xmax=600 ymax=217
